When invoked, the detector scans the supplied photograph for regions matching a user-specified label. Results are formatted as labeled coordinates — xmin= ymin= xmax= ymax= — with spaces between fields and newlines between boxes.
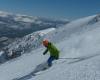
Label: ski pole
xmin=59 ymin=57 xmax=81 ymax=59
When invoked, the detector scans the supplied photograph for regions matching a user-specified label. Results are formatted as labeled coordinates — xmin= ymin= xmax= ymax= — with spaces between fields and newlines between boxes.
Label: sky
xmin=0 ymin=0 xmax=99 ymax=20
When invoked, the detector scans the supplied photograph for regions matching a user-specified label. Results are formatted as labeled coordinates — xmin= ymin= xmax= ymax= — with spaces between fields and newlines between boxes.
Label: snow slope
xmin=0 ymin=28 xmax=57 ymax=80
xmin=31 ymin=22 xmax=100 ymax=80
xmin=29 ymin=15 xmax=100 ymax=80
xmin=0 ymin=14 xmax=100 ymax=80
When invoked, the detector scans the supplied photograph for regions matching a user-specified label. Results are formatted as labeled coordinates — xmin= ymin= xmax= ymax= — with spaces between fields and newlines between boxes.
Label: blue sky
xmin=0 ymin=0 xmax=99 ymax=20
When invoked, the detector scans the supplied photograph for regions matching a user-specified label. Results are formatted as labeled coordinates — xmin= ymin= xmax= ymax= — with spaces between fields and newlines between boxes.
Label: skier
xmin=42 ymin=39 xmax=60 ymax=67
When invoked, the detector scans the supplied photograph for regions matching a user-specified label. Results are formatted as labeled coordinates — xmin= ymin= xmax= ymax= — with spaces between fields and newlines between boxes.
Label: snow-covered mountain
xmin=0 ymin=28 xmax=56 ymax=63
xmin=0 ymin=11 xmax=69 ymax=49
xmin=6 ymin=28 xmax=55 ymax=54
xmin=1 ymin=14 xmax=100 ymax=63
xmin=0 ymin=14 xmax=100 ymax=80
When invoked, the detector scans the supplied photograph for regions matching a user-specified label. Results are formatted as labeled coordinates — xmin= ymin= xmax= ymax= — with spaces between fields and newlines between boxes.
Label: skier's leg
xmin=47 ymin=56 xmax=55 ymax=67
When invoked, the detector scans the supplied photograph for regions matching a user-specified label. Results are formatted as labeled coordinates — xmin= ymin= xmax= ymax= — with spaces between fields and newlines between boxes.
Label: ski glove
xmin=43 ymin=49 xmax=48 ymax=55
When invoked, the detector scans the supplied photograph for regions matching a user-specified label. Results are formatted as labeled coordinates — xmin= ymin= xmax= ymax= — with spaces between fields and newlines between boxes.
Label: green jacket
xmin=43 ymin=42 xmax=59 ymax=59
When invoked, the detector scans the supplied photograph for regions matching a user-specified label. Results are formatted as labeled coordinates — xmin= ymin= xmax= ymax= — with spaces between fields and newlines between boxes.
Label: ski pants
xmin=47 ymin=56 xmax=57 ymax=67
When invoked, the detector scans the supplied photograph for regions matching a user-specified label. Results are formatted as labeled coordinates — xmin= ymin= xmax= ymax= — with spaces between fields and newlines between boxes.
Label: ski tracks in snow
xmin=13 ymin=52 xmax=100 ymax=80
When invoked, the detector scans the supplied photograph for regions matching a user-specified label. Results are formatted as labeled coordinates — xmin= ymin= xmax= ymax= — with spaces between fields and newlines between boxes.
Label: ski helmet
xmin=43 ymin=39 xmax=49 ymax=47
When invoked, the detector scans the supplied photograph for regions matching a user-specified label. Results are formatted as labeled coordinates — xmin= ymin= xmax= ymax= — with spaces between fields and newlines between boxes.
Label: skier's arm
xmin=43 ymin=48 xmax=48 ymax=55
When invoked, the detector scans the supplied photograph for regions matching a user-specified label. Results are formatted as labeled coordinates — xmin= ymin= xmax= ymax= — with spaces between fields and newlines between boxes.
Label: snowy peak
xmin=5 ymin=28 xmax=56 ymax=55
xmin=47 ymin=14 xmax=100 ymax=43
xmin=69 ymin=14 xmax=100 ymax=26
xmin=62 ymin=14 xmax=100 ymax=30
